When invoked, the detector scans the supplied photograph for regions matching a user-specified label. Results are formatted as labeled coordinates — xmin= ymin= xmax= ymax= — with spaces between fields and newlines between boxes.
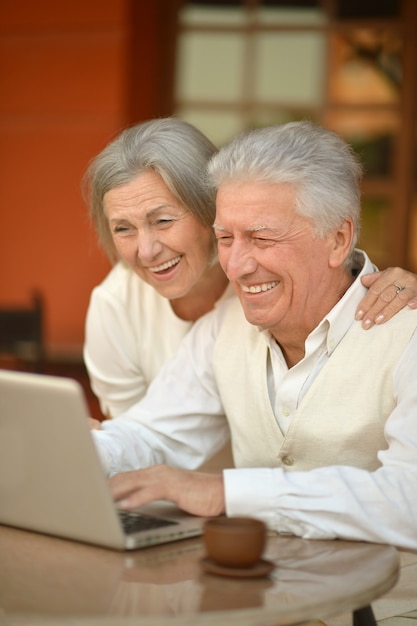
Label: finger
xmin=117 ymin=485 xmax=167 ymax=510
xmin=361 ymin=286 xmax=414 ymax=329
xmin=360 ymin=271 xmax=385 ymax=291
xmin=109 ymin=468 xmax=225 ymax=517
xmin=109 ymin=466 xmax=171 ymax=504
xmin=356 ymin=282 xmax=396 ymax=324
xmin=373 ymin=287 xmax=416 ymax=324
xmin=358 ymin=268 xmax=417 ymax=321
xmin=109 ymin=470 xmax=146 ymax=500
xmin=364 ymin=267 xmax=415 ymax=292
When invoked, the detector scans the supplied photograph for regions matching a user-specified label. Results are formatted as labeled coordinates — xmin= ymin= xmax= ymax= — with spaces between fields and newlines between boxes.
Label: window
xmin=173 ymin=0 xmax=417 ymax=270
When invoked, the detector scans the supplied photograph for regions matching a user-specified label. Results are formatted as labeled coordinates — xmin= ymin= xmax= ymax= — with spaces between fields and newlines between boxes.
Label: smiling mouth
xmin=149 ymin=256 xmax=181 ymax=273
xmin=241 ymin=281 xmax=279 ymax=294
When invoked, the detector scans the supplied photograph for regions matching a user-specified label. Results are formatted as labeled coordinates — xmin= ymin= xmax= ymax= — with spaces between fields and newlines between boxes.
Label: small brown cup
xmin=203 ymin=517 xmax=267 ymax=568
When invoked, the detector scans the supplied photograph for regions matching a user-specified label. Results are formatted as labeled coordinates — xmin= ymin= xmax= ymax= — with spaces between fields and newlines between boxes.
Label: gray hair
xmin=83 ymin=118 xmax=218 ymax=263
xmin=207 ymin=121 xmax=363 ymax=258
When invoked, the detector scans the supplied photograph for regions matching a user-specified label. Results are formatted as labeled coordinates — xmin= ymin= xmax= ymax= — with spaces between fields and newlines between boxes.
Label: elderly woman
xmin=84 ymin=119 xmax=232 ymax=420
xmin=83 ymin=118 xmax=417 ymax=420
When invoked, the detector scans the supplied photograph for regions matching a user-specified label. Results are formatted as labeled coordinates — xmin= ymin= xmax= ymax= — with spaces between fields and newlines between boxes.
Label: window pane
xmin=358 ymin=197 xmax=390 ymax=269
xmin=179 ymin=4 xmax=246 ymax=27
xmin=255 ymin=31 xmax=326 ymax=106
xmin=324 ymin=110 xmax=399 ymax=177
xmin=257 ymin=5 xmax=327 ymax=26
xmin=249 ymin=108 xmax=320 ymax=129
xmin=328 ymin=30 xmax=402 ymax=106
xmin=176 ymin=32 xmax=245 ymax=102
xmin=175 ymin=108 xmax=244 ymax=146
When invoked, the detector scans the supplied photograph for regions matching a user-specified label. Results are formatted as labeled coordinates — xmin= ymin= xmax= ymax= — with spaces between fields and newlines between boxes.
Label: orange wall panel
xmin=0 ymin=124 xmax=112 ymax=346
xmin=0 ymin=0 xmax=133 ymax=355
xmin=0 ymin=31 xmax=127 ymax=115
xmin=0 ymin=0 xmax=127 ymax=29
xmin=0 ymin=0 xmax=165 ymax=356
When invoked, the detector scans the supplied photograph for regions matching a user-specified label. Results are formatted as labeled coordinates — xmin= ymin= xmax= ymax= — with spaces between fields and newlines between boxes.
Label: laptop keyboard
xmin=118 ymin=510 xmax=179 ymax=535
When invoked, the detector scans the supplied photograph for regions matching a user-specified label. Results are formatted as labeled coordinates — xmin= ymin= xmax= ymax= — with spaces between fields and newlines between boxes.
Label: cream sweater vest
xmin=213 ymin=297 xmax=417 ymax=471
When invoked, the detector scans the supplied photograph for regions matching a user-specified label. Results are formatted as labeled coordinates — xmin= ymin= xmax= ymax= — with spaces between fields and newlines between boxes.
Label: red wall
xmin=0 ymin=0 xmax=163 ymax=357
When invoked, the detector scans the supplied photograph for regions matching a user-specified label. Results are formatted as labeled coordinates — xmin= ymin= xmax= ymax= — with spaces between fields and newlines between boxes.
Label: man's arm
xmin=356 ymin=267 xmax=417 ymax=329
xmin=91 ymin=304 xmax=230 ymax=476
xmin=108 ymin=330 xmax=417 ymax=551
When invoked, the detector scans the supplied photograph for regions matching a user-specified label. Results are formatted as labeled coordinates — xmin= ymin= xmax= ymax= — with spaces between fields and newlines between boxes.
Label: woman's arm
xmin=84 ymin=287 xmax=149 ymax=418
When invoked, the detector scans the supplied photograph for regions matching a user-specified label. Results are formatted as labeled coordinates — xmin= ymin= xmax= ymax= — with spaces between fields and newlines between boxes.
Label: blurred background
xmin=1 ymin=0 xmax=416 ymax=370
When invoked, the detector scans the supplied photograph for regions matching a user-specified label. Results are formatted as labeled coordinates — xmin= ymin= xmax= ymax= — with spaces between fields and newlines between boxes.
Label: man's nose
xmin=223 ymin=241 xmax=257 ymax=280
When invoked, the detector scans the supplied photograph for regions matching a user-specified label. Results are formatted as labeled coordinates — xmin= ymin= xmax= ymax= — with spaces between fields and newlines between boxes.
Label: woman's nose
xmin=136 ymin=230 xmax=163 ymax=261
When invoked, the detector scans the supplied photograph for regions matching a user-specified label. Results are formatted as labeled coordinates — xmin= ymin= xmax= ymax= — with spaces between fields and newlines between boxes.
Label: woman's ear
xmin=329 ymin=219 xmax=354 ymax=268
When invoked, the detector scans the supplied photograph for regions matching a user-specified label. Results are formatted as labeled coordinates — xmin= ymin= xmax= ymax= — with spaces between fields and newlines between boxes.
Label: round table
xmin=0 ymin=525 xmax=399 ymax=626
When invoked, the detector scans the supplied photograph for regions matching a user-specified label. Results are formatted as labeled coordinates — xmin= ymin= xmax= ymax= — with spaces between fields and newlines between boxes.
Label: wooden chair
xmin=0 ymin=291 xmax=45 ymax=372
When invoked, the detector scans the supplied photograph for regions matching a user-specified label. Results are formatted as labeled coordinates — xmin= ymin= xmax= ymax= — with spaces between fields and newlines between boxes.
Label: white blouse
xmin=84 ymin=261 xmax=234 ymax=418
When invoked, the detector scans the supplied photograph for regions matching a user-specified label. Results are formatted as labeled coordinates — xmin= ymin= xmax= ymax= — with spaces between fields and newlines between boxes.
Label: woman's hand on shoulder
xmin=356 ymin=267 xmax=417 ymax=329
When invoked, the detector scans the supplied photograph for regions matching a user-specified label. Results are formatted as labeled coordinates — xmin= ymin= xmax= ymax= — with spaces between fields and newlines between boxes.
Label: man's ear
xmin=329 ymin=219 xmax=354 ymax=268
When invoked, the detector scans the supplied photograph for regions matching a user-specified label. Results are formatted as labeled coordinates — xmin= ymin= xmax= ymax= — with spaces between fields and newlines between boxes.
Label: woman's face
xmin=104 ymin=170 xmax=214 ymax=300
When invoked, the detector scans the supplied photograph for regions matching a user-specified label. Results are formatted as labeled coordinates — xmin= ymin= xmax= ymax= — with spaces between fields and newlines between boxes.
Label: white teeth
xmin=149 ymin=256 xmax=181 ymax=273
xmin=241 ymin=281 xmax=278 ymax=294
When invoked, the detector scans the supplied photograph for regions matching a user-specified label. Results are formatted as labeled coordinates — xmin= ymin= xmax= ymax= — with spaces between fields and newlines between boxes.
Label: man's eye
xmin=155 ymin=218 xmax=174 ymax=227
xmin=216 ymin=235 xmax=233 ymax=244
xmin=254 ymin=237 xmax=275 ymax=245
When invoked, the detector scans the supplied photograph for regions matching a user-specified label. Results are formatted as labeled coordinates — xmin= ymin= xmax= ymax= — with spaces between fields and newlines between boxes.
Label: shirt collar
xmin=320 ymin=248 xmax=374 ymax=355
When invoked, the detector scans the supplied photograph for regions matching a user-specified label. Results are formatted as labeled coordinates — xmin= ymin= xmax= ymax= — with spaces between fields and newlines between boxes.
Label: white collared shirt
xmin=265 ymin=251 xmax=368 ymax=435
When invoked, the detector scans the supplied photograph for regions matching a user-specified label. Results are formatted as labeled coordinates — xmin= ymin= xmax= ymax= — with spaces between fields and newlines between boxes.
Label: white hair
xmin=207 ymin=121 xmax=363 ymax=260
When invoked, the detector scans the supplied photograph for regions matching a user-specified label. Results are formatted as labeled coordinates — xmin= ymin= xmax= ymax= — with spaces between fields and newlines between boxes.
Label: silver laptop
xmin=0 ymin=368 xmax=206 ymax=550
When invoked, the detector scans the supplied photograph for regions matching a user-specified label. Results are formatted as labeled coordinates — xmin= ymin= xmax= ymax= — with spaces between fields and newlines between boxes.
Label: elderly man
xmin=93 ymin=121 xmax=417 ymax=550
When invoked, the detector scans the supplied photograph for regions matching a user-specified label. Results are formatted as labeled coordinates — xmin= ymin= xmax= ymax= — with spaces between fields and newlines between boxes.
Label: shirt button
xmin=329 ymin=339 xmax=335 ymax=351
xmin=283 ymin=406 xmax=291 ymax=417
xmin=282 ymin=455 xmax=295 ymax=466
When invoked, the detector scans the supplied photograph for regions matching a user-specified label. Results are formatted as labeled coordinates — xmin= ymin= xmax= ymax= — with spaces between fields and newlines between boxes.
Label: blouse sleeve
xmin=83 ymin=286 xmax=148 ymax=418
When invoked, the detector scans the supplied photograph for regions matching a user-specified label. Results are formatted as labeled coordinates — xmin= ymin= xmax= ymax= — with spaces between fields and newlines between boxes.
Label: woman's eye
xmin=113 ymin=225 xmax=131 ymax=234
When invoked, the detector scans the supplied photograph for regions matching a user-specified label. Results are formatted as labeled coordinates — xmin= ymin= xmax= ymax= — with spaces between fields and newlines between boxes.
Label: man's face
xmin=214 ymin=180 xmax=341 ymax=340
